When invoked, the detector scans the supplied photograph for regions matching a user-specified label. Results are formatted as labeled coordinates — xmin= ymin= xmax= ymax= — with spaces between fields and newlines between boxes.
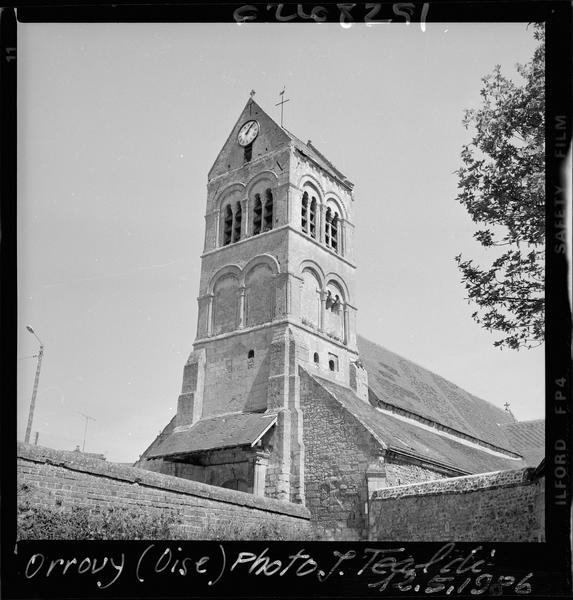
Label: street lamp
xmin=25 ymin=326 xmax=44 ymax=444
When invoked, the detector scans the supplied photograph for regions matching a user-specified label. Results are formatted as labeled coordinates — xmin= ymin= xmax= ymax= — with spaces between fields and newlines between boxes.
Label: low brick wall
xmin=368 ymin=466 xmax=544 ymax=541
xmin=17 ymin=443 xmax=310 ymax=539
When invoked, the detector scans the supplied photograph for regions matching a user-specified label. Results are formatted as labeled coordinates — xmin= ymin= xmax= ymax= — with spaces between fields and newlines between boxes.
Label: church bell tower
xmin=141 ymin=97 xmax=367 ymax=503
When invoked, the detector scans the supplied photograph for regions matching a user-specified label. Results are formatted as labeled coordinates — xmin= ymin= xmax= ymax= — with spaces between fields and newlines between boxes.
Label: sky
xmin=17 ymin=21 xmax=544 ymax=463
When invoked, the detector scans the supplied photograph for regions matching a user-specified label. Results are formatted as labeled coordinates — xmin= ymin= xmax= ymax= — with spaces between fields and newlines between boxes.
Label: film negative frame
xmin=1 ymin=1 xmax=571 ymax=598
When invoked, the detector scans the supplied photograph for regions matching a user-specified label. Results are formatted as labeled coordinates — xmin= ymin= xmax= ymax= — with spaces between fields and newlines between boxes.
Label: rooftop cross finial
xmin=249 ymin=89 xmax=256 ymax=99
xmin=275 ymin=86 xmax=290 ymax=128
xmin=504 ymin=402 xmax=511 ymax=411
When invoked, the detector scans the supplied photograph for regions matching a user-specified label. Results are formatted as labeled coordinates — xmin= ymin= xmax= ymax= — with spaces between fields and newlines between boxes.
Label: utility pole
xmin=25 ymin=326 xmax=44 ymax=444
xmin=76 ymin=411 xmax=96 ymax=452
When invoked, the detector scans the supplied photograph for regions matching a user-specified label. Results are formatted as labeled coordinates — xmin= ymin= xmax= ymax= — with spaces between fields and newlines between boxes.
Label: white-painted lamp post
xmin=25 ymin=325 xmax=44 ymax=444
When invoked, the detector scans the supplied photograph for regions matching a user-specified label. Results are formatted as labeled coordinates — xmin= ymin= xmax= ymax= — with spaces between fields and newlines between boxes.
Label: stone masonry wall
xmin=299 ymin=371 xmax=445 ymax=540
xmin=17 ymin=443 xmax=310 ymax=539
xmin=369 ymin=467 xmax=545 ymax=542
xmin=385 ymin=462 xmax=446 ymax=487
xmin=196 ymin=327 xmax=274 ymax=417
xmin=301 ymin=373 xmax=377 ymax=540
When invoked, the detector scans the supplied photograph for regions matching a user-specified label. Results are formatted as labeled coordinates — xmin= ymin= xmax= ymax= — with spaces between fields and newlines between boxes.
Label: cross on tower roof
xmin=275 ymin=86 xmax=290 ymax=128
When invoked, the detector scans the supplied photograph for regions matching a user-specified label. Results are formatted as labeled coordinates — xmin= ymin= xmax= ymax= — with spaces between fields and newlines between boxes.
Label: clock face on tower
xmin=237 ymin=120 xmax=260 ymax=146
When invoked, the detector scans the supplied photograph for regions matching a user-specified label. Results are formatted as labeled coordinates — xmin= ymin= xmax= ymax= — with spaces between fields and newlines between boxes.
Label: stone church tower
xmin=139 ymin=98 xmax=536 ymax=539
xmin=139 ymin=97 xmax=368 ymax=504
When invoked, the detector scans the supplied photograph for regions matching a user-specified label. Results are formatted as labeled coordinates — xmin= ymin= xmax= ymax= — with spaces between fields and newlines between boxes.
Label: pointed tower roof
xmin=208 ymin=96 xmax=353 ymax=189
xmin=208 ymin=97 xmax=290 ymax=181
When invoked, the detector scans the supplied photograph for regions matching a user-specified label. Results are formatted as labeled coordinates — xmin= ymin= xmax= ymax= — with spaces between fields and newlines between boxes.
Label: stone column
xmin=366 ymin=458 xmax=387 ymax=505
xmin=285 ymin=183 xmax=291 ymax=228
xmin=319 ymin=290 xmax=327 ymax=331
xmin=319 ymin=204 xmax=326 ymax=243
xmin=241 ymin=197 xmax=249 ymax=238
xmin=206 ymin=293 xmax=214 ymax=337
xmin=339 ymin=219 xmax=346 ymax=255
xmin=343 ymin=302 xmax=349 ymax=345
xmin=252 ymin=451 xmax=270 ymax=497
xmin=213 ymin=210 xmax=221 ymax=248
xmin=285 ymin=274 xmax=291 ymax=317
xmin=238 ymin=286 xmax=246 ymax=328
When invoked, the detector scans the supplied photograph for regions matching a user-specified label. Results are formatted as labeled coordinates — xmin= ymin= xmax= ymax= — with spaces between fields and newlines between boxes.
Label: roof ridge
xmin=502 ymin=419 xmax=545 ymax=427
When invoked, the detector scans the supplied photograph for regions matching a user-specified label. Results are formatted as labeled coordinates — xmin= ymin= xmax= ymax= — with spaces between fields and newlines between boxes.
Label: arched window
xmin=223 ymin=204 xmax=233 ymax=246
xmin=324 ymin=207 xmax=332 ymax=246
xmin=253 ymin=194 xmax=262 ymax=235
xmin=247 ymin=349 xmax=255 ymax=368
xmin=301 ymin=192 xmax=308 ymax=233
xmin=263 ymin=189 xmax=273 ymax=232
xmin=300 ymin=268 xmax=321 ymax=329
xmin=246 ymin=263 xmax=275 ymax=326
xmin=328 ymin=353 xmax=339 ymax=372
xmin=213 ymin=274 xmax=239 ymax=334
xmin=325 ymin=207 xmax=339 ymax=252
xmin=248 ymin=349 xmax=255 ymax=359
xmin=313 ymin=352 xmax=319 ymax=365
xmin=325 ymin=282 xmax=345 ymax=341
xmin=233 ymin=201 xmax=242 ymax=243
xmin=331 ymin=213 xmax=339 ymax=252
xmin=302 ymin=192 xmax=317 ymax=239
xmin=309 ymin=197 xmax=317 ymax=239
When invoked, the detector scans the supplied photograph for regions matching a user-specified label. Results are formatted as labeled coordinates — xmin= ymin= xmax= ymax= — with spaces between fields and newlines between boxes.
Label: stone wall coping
xmin=371 ymin=466 xmax=539 ymax=501
xmin=17 ymin=443 xmax=310 ymax=520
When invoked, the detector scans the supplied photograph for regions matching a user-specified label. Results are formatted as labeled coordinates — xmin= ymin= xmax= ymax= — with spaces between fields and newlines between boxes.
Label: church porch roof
xmin=145 ymin=412 xmax=276 ymax=459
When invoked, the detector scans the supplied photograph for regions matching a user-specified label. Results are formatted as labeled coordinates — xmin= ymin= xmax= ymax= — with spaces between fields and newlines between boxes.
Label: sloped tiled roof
xmin=358 ymin=336 xmax=517 ymax=452
xmin=146 ymin=413 xmax=276 ymax=459
xmin=309 ymin=373 xmax=526 ymax=475
xmin=501 ymin=420 xmax=545 ymax=466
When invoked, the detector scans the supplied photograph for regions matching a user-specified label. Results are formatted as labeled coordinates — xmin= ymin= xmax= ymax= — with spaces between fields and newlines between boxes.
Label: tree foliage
xmin=455 ymin=24 xmax=545 ymax=350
